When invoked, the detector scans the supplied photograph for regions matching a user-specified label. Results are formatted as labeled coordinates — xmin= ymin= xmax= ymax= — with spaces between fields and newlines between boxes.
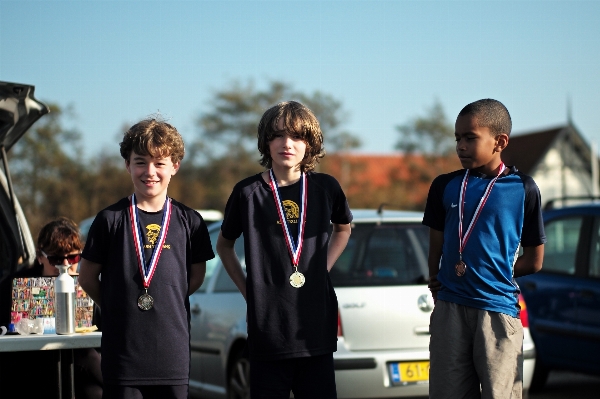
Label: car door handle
xmin=522 ymin=282 xmax=537 ymax=291
xmin=579 ymin=290 xmax=595 ymax=299
xmin=414 ymin=326 xmax=430 ymax=335
xmin=191 ymin=303 xmax=201 ymax=315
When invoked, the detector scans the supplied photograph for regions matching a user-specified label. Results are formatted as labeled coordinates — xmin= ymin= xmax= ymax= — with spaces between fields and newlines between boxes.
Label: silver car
xmin=189 ymin=209 xmax=535 ymax=398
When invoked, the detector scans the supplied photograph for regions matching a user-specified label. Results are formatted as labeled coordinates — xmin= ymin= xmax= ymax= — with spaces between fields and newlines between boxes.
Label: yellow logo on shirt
xmin=143 ymin=223 xmax=170 ymax=249
xmin=146 ymin=224 xmax=161 ymax=245
xmin=282 ymin=200 xmax=299 ymax=224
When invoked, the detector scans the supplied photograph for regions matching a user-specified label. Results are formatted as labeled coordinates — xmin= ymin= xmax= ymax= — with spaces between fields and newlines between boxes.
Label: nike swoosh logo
xmin=451 ymin=203 xmax=458 ymax=208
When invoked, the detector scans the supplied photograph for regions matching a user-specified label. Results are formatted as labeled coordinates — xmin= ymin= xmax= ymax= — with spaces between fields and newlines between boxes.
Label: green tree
xmin=395 ymin=99 xmax=455 ymax=156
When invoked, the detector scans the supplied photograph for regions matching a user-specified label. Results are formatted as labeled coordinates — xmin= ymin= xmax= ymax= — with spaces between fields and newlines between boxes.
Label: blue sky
xmin=2 ymin=0 xmax=599 ymax=157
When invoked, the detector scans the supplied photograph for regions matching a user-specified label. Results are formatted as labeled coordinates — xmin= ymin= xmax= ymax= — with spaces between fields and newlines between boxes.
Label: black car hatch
xmin=0 ymin=81 xmax=49 ymax=282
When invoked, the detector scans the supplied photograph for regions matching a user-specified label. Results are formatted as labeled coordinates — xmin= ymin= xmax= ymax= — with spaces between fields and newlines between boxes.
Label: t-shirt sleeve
xmin=220 ymin=183 xmax=244 ymax=241
xmin=329 ymin=176 xmax=353 ymax=224
xmin=190 ymin=211 xmax=215 ymax=263
xmin=520 ymin=176 xmax=547 ymax=247
xmin=81 ymin=212 xmax=110 ymax=265
xmin=422 ymin=175 xmax=446 ymax=232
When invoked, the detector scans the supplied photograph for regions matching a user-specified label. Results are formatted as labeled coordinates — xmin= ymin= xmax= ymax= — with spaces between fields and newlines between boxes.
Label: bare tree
xmin=9 ymin=104 xmax=86 ymax=232
xmin=194 ymin=79 xmax=360 ymax=162
xmin=188 ymin=79 xmax=361 ymax=210
xmin=395 ymin=99 xmax=455 ymax=156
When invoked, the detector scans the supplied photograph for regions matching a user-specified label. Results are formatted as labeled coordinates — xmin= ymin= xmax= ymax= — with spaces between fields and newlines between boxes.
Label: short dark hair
xmin=458 ymin=99 xmax=512 ymax=137
xmin=120 ymin=118 xmax=185 ymax=164
xmin=37 ymin=217 xmax=83 ymax=256
xmin=257 ymin=101 xmax=325 ymax=172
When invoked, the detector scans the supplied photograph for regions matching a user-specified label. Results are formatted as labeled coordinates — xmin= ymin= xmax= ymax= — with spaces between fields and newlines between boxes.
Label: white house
xmin=501 ymin=123 xmax=599 ymax=209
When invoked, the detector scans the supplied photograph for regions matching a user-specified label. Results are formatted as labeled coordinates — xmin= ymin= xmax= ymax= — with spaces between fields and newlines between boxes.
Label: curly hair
xmin=257 ymin=101 xmax=325 ymax=172
xmin=458 ymin=99 xmax=512 ymax=137
xmin=120 ymin=117 xmax=185 ymax=164
xmin=37 ymin=217 xmax=83 ymax=256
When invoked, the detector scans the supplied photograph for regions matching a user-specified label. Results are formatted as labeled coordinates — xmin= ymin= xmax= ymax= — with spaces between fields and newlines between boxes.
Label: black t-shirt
xmin=82 ymin=197 xmax=214 ymax=385
xmin=221 ymin=172 xmax=353 ymax=361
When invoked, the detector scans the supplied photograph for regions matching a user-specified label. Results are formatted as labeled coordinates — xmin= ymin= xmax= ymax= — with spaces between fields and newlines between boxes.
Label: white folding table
xmin=0 ymin=332 xmax=101 ymax=399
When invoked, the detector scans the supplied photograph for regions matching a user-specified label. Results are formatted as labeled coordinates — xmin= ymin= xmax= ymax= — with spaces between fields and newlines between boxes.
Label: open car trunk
xmin=0 ymin=81 xmax=49 ymax=283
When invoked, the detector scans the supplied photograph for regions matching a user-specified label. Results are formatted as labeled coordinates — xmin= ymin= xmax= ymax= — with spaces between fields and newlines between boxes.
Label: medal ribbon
xmin=129 ymin=194 xmax=172 ymax=289
xmin=268 ymin=169 xmax=308 ymax=267
xmin=458 ymin=163 xmax=506 ymax=258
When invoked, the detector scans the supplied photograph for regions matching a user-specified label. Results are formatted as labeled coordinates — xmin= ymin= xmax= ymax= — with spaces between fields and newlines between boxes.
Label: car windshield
xmin=330 ymin=223 xmax=429 ymax=287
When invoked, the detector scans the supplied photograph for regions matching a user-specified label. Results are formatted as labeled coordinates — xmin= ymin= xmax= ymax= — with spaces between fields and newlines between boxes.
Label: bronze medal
xmin=455 ymin=260 xmax=467 ymax=277
xmin=289 ymin=271 xmax=306 ymax=288
xmin=456 ymin=164 xmax=506 ymax=279
xmin=138 ymin=292 xmax=154 ymax=310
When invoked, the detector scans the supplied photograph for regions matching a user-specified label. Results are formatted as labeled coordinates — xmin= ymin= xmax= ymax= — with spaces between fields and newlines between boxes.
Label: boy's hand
xmin=217 ymin=231 xmax=247 ymax=300
xmin=514 ymin=244 xmax=544 ymax=278
xmin=428 ymin=274 xmax=441 ymax=302
xmin=327 ymin=223 xmax=351 ymax=272
xmin=427 ymin=228 xmax=444 ymax=303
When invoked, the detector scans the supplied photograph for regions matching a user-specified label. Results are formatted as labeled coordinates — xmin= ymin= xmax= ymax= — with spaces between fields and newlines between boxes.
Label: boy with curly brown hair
xmin=79 ymin=118 xmax=214 ymax=399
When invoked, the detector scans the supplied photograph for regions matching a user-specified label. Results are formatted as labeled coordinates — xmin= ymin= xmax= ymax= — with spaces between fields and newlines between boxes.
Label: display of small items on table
xmin=10 ymin=276 xmax=95 ymax=333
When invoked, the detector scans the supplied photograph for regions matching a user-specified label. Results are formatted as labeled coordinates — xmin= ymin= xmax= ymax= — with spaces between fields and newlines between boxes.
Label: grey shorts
xmin=429 ymin=300 xmax=523 ymax=399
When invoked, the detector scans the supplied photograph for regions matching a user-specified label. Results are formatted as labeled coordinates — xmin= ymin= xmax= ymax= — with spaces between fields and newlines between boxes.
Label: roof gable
xmin=501 ymin=126 xmax=563 ymax=174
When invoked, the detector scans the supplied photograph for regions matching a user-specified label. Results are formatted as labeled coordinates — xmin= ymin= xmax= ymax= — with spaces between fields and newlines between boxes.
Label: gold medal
xmin=289 ymin=270 xmax=305 ymax=288
xmin=138 ymin=291 xmax=154 ymax=310
xmin=269 ymin=170 xmax=308 ymax=290
xmin=455 ymin=260 xmax=467 ymax=277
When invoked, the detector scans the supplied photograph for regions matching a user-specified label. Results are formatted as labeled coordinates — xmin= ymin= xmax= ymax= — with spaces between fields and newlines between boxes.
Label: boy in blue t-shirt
xmin=423 ymin=99 xmax=546 ymax=399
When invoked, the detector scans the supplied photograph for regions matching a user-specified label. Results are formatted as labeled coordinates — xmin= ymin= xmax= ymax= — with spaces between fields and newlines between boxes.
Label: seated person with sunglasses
xmin=40 ymin=251 xmax=81 ymax=274
xmin=0 ymin=217 xmax=103 ymax=399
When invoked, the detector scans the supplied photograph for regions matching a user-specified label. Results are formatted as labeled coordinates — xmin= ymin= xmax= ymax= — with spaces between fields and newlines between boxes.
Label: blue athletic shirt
xmin=422 ymin=166 xmax=546 ymax=317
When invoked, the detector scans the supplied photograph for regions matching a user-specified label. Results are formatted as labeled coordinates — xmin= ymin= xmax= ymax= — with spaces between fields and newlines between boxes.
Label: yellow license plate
xmin=389 ymin=361 xmax=430 ymax=385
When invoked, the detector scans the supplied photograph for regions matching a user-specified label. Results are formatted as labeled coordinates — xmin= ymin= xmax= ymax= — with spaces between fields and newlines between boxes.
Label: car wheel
xmin=528 ymin=356 xmax=550 ymax=393
xmin=228 ymin=349 xmax=250 ymax=399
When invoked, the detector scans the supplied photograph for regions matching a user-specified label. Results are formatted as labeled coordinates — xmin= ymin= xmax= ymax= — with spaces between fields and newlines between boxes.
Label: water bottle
xmin=54 ymin=265 xmax=76 ymax=335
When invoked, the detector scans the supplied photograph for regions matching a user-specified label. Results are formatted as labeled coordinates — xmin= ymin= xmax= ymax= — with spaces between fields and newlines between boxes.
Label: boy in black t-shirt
xmin=79 ymin=118 xmax=214 ymax=399
xmin=217 ymin=101 xmax=352 ymax=399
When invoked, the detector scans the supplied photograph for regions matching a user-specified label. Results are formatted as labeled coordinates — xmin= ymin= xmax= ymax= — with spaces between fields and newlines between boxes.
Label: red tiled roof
xmin=320 ymin=153 xmax=461 ymax=209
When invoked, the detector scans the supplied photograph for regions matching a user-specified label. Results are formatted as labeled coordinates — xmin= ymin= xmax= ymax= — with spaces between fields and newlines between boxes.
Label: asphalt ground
xmin=192 ymin=369 xmax=600 ymax=398
xmin=527 ymin=370 xmax=600 ymax=399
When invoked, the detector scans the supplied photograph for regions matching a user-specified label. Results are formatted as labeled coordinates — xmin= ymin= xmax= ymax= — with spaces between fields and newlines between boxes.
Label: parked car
xmin=0 ymin=81 xmax=49 ymax=286
xmin=517 ymin=198 xmax=600 ymax=392
xmin=189 ymin=209 xmax=536 ymax=398
xmin=78 ymin=209 xmax=223 ymax=242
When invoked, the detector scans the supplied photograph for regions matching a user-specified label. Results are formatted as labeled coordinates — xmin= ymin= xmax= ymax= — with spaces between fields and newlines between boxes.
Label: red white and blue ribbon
xmin=129 ymin=194 xmax=172 ymax=289
xmin=268 ymin=169 xmax=308 ymax=267
xmin=458 ymin=163 xmax=506 ymax=258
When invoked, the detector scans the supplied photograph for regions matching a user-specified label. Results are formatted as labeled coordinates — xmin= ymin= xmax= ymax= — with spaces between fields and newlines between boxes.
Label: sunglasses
xmin=41 ymin=251 xmax=82 ymax=265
